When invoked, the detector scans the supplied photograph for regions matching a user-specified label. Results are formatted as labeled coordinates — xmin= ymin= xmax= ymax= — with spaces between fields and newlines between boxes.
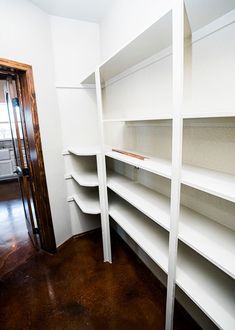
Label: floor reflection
xmin=0 ymin=180 xmax=34 ymax=277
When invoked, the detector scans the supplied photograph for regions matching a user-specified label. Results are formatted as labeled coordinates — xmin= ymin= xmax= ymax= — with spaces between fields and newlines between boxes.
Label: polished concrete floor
xmin=0 ymin=180 xmax=35 ymax=278
xmin=0 ymin=228 xmax=200 ymax=330
xmin=0 ymin=181 xmax=200 ymax=329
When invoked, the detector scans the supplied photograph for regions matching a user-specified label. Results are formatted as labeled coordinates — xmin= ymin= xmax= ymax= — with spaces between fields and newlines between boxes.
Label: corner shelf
xmin=66 ymin=171 xmax=98 ymax=187
xmin=109 ymin=197 xmax=169 ymax=273
xmin=68 ymin=191 xmax=100 ymax=215
xmin=66 ymin=146 xmax=100 ymax=156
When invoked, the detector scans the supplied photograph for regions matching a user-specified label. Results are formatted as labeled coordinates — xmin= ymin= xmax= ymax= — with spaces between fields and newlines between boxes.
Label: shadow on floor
xmin=0 ymin=229 xmax=201 ymax=330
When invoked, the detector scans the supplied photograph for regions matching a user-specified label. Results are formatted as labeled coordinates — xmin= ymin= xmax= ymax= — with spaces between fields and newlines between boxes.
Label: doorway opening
xmin=0 ymin=59 xmax=56 ymax=277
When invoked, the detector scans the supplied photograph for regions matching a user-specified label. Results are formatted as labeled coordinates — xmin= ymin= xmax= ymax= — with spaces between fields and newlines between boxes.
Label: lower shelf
xmin=68 ymin=191 xmax=100 ymax=215
xmin=177 ymin=242 xmax=235 ymax=330
xmin=109 ymin=194 xmax=235 ymax=329
xmin=109 ymin=196 xmax=169 ymax=273
xmin=107 ymin=171 xmax=235 ymax=278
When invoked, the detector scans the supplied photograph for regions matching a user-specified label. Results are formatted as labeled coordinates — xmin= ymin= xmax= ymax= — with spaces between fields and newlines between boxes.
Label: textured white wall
xmin=0 ymin=0 xmax=71 ymax=246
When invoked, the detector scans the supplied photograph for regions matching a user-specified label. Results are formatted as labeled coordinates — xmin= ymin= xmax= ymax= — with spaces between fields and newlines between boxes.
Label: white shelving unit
xmin=79 ymin=0 xmax=235 ymax=329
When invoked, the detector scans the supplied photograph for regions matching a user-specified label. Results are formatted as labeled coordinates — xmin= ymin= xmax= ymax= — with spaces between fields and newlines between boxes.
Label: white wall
xmin=0 ymin=0 xmax=71 ymax=246
xmin=50 ymin=16 xmax=100 ymax=86
xmin=100 ymin=0 xmax=172 ymax=61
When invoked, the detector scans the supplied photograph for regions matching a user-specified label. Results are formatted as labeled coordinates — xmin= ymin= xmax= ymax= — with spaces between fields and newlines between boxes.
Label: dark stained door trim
xmin=0 ymin=58 xmax=56 ymax=253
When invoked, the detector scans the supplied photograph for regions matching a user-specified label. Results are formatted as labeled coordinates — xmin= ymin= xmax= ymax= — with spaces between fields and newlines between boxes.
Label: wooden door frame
xmin=0 ymin=58 xmax=56 ymax=253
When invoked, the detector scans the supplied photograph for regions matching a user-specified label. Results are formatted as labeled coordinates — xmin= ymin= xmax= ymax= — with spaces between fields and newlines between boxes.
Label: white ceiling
xmin=29 ymin=0 xmax=113 ymax=22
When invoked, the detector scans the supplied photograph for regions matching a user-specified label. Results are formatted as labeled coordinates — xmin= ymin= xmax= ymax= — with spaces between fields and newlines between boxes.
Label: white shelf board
xmin=182 ymin=164 xmax=235 ymax=203
xmin=179 ymin=207 xmax=235 ymax=278
xmin=107 ymin=172 xmax=170 ymax=231
xmin=67 ymin=146 xmax=100 ymax=156
xmin=66 ymin=171 xmax=98 ymax=187
xmin=106 ymin=150 xmax=172 ymax=179
xmin=103 ymin=114 xmax=173 ymax=122
xmin=109 ymin=197 xmax=169 ymax=273
xmin=106 ymin=149 xmax=235 ymax=202
xmin=108 ymin=171 xmax=235 ymax=276
xmin=68 ymin=191 xmax=100 ymax=215
xmin=80 ymin=71 xmax=95 ymax=84
xmin=99 ymin=9 xmax=172 ymax=82
xmin=177 ymin=243 xmax=235 ymax=330
xmin=182 ymin=111 xmax=235 ymax=119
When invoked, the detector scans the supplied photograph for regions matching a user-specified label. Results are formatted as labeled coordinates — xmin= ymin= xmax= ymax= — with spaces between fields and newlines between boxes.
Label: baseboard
xmin=57 ymin=228 xmax=101 ymax=251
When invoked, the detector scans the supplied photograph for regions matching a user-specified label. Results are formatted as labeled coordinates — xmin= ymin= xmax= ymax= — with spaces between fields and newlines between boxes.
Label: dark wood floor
xmin=0 ymin=180 xmax=35 ymax=278
xmin=0 ymin=227 xmax=200 ymax=330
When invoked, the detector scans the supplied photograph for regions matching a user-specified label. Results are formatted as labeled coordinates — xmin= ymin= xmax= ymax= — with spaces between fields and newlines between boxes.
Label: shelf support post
xmin=95 ymin=67 xmax=112 ymax=263
xmin=165 ymin=1 xmax=187 ymax=328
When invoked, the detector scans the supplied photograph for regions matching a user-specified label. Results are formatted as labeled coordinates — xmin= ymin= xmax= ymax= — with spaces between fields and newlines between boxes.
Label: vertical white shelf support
xmin=165 ymin=1 xmax=186 ymax=328
xmin=95 ymin=68 xmax=112 ymax=263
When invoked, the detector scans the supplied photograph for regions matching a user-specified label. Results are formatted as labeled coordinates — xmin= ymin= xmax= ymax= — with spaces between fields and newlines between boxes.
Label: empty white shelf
xmin=106 ymin=150 xmax=172 ymax=179
xmin=179 ymin=207 xmax=235 ymax=278
xmin=98 ymin=9 xmax=172 ymax=82
xmin=108 ymin=171 xmax=235 ymax=277
xmin=177 ymin=243 xmax=235 ymax=330
xmin=107 ymin=172 xmax=170 ymax=230
xmin=182 ymin=111 xmax=235 ymax=119
xmin=67 ymin=146 xmax=100 ymax=156
xmin=66 ymin=171 xmax=98 ymax=187
xmin=182 ymin=164 xmax=235 ymax=203
xmin=109 ymin=197 xmax=169 ymax=273
xmin=106 ymin=150 xmax=235 ymax=201
xmin=80 ymin=71 xmax=95 ymax=84
xmin=68 ymin=191 xmax=100 ymax=215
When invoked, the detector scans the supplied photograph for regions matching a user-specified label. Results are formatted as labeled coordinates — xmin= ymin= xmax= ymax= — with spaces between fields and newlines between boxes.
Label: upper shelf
xmin=106 ymin=150 xmax=172 ymax=179
xmin=182 ymin=164 xmax=235 ymax=203
xmin=81 ymin=9 xmax=172 ymax=84
xmin=106 ymin=149 xmax=235 ymax=202
xmin=80 ymin=71 xmax=95 ymax=85
xmin=185 ymin=0 xmax=235 ymax=33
